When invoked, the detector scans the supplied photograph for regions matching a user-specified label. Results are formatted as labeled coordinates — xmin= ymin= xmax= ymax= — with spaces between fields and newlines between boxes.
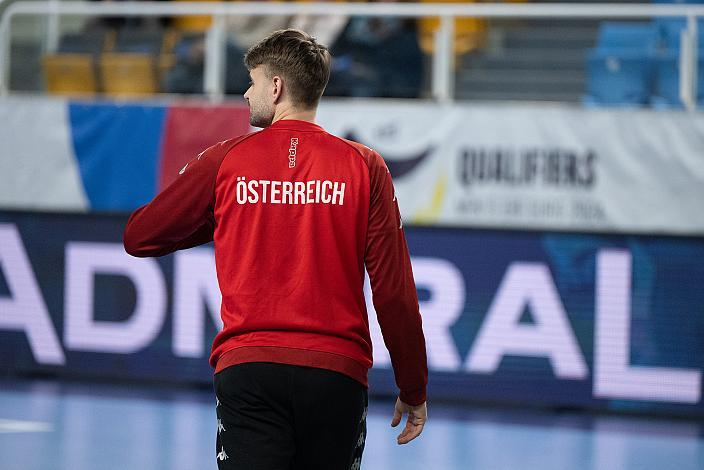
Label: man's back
xmin=122 ymin=118 xmax=424 ymax=399
xmin=210 ymin=119 xmax=378 ymax=384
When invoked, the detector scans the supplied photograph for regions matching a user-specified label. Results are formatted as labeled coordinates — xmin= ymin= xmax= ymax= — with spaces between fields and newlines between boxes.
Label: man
xmin=124 ymin=29 xmax=427 ymax=470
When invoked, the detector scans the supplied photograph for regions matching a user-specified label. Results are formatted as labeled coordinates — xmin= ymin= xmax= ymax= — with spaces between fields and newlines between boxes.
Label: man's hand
xmin=390 ymin=397 xmax=427 ymax=445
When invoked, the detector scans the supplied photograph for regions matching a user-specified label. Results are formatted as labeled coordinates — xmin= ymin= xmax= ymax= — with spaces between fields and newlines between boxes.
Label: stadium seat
xmin=585 ymin=49 xmax=653 ymax=105
xmin=651 ymin=0 xmax=704 ymax=4
xmin=418 ymin=0 xmax=487 ymax=57
xmin=99 ymin=53 xmax=158 ymax=96
xmin=648 ymin=12 xmax=704 ymax=106
xmin=97 ymin=25 xmax=172 ymax=95
xmin=41 ymin=54 xmax=97 ymax=96
xmin=655 ymin=19 xmax=704 ymax=51
xmin=595 ymin=22 xmax=660 ymax=52
xmin=40 ymin=30 xmax=107 ymax=96
xmin=585 ymin=22 xmax=661 ymax=105
xmin=172 ymin=0 xmax=213 ymax=33
xmin=651 ymin=52 xmax=704 ymax=106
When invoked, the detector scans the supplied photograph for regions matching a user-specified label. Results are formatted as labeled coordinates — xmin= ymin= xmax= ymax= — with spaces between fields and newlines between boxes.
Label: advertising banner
xmin=317 ymin=101 xmax=704 ymax=235
xmin=2 ymin=211 xmax=703 ymax=416
xmin=1 ymin=97 xmax=703 ymax=235
xmin=0 ymin=97 xmax=88 ymax=211
xmin=0 ymin=97 xmax=250 ymax=212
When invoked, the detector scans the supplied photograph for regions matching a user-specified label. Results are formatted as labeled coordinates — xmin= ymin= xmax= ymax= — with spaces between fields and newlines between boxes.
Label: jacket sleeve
xmin=123 ymin=143 xmax=226 ymax=258
xmin=364 ymin=151 xmax=428 ymax=406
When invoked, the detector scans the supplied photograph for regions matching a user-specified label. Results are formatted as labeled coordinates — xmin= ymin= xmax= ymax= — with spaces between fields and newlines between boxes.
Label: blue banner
xmin=1 ymin=211 xmax=702 ymax=416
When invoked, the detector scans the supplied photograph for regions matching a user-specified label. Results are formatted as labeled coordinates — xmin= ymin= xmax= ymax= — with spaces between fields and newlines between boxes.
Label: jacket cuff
xmin=399 ymin=388 xmax=426 ymax=406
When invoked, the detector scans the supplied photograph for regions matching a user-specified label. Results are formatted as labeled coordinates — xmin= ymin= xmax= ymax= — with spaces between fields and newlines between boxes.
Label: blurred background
xmin=1 ymin=1 xmax=704 ymax=469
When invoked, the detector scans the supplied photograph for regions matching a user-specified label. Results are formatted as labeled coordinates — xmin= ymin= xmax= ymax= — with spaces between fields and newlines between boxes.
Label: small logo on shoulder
xmin=288 ymin=138 xmax=299 ymax=168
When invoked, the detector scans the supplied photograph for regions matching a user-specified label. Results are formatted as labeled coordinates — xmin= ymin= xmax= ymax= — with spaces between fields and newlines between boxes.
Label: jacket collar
xmin=268 ymin=119 xmax=324 ymax=132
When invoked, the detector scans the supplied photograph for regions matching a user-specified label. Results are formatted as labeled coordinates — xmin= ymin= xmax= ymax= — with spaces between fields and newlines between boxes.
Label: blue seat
xmin=651 ymin=0 xmax=704 ymax=4
xmin=651 ymin=51 xmax=704 ymax=106
xmin=596 ymin=22 xmax=660 ymax=52
xmin=584 ymin=22 xmax=659 ymax=105
xmin=654 ymin=18 xmax=704 ymax=51
xmin=646 ymin=5 xmax=704 ymax=106
xmin=585 ymin=49 xmax=653 ymax=105
xmin=651 ymin=0 xmax=704 ymax=49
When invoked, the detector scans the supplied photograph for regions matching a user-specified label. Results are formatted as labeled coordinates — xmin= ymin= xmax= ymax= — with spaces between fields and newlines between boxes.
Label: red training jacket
xmin=124 ymin=119 xmax=427 ymax=405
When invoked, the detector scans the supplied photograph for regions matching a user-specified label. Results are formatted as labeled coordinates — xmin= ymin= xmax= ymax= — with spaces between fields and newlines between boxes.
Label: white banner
xmin=318 ymin=101 xmax=704 ymax=234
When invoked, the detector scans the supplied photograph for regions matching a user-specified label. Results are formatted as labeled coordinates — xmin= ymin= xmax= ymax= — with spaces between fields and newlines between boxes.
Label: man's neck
xmin=271 ymin=105 xmax=317 ymax=125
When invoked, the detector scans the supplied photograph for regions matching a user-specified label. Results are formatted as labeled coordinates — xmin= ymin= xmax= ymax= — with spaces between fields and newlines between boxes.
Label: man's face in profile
xmin=244 ymin=66 xmax=275 ymax=128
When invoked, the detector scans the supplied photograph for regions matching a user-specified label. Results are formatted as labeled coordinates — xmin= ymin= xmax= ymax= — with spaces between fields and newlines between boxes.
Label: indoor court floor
xmin=1 ymin=378 xmax=703 ymax=470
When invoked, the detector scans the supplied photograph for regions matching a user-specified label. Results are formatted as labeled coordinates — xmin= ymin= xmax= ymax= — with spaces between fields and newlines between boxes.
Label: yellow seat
xmin=100 ymin=53 xmax=158 ymax=97
xmin=418 ymin=0 xmax=487 ymax=56
xmin=41 ymin=54 xmax=97 ymax=96
xmin=172 ymin=0 xmax=214 ymax=33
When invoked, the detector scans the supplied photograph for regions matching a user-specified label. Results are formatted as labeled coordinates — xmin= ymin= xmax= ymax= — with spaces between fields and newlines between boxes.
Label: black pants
xmin=214 ymin=362 xmax=368 ymax=470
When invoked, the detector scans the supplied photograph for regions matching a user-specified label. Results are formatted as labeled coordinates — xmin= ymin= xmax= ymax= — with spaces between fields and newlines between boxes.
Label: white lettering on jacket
xmin=235 ymin=177 xmax=345 ymax=206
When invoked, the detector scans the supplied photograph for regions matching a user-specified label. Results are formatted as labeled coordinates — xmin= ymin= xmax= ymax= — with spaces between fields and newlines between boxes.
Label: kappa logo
xmin=288 ymin=138 xmax=299 ymax=168
xmin=217 ymin=447 xmax=228 ymax=461
xmin=343 ymin=131 xmax=434 ymax=179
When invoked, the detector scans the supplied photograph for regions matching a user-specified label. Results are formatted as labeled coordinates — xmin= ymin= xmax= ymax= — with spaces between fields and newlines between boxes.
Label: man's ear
xmin=272 ymin=75 xmax=284 ymax=104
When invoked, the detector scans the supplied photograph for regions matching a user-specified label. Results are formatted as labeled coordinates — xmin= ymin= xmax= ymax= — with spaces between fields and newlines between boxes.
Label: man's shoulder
xmin=199 ymin=131 xmax=262 ymax=162
xmin=214 ymin=131 xmax=262 ymax=154
xmin=326 ymin=133 xmax=381 ymax=166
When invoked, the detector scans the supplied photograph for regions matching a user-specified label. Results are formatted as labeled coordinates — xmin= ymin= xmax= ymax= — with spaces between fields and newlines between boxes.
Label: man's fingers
xmin=396 ymin=422 xmax=413 ymax=441
xmin=396 ymin=421 xmax=424 ymax=445
xmin=391 ymin=397 xmax=406 ymax=427
xmin=390 ymin=406 xmax=402 ymax=427
xmin=396 ymin=406 xmax=427 ymax=444
xmin=392 ymin=398 xmax=428 ymax=443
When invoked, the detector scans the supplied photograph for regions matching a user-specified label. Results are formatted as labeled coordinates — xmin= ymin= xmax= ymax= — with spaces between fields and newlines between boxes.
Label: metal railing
xmin=0 ymin=2 xmax=702 ymax=108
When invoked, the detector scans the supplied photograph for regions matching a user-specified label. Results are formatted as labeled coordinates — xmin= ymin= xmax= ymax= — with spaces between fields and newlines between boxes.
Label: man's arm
xmin=364 ymin=150 xmax=428 ymax=443
xmin=123 ymin=143 xmax=228 ymax=257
